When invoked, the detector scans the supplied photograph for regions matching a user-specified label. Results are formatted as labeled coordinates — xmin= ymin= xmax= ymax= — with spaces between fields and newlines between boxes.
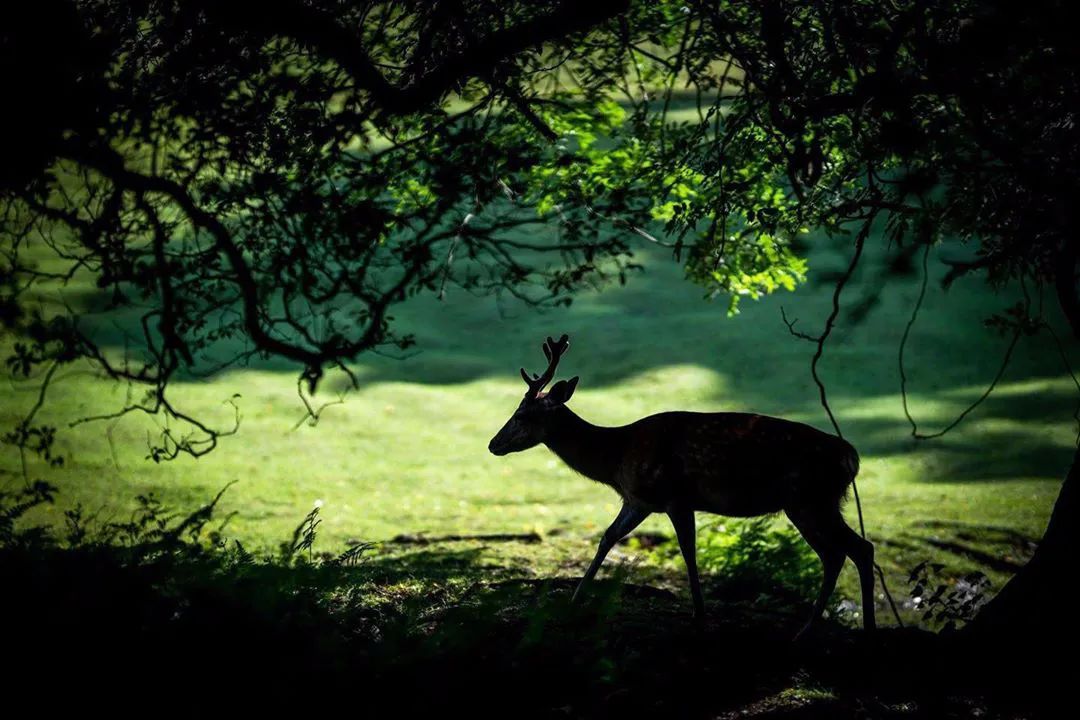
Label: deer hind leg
xmin=839 ymin=519 xmax=876 ymax=632
xmin=572 ymin=503 xmax=650 ymax=603
xmin=786 ymin=504 xmax=848 ymax=640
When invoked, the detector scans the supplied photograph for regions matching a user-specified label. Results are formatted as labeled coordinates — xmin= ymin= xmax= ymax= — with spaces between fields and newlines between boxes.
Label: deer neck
xmin=543 ymin=406 xmax=624 ymax=485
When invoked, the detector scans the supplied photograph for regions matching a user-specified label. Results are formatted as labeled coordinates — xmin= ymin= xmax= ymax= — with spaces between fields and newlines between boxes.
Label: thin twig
xmin=291 ymin=375 xmax=346 ymax=431
xmin=1042 ymin=320 xmax=1080 ymax=446
xmin=780 ymin=306 xmax=818 ymax=342
xmin=899 ymin=243 xmax=931 ymax=434
xmin=899 ymin=243 xmax=1024 ymax=440
xmin=810 ymin=212 xmax=877 ymax=441
xmin=788 ymin=210 xmax=904 ymax=627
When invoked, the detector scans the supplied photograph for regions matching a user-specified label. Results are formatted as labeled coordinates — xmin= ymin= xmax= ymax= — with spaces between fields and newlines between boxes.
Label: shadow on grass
xmin=1 ymin=482 xmax=1061 ymax=717
xmin=54 ymin=238 xmax=1080 ymax=488
xmin=70 ymin=240 xmax=1071 ymax=388
xmin=3 ymin=538 xmax=1055 ymax=717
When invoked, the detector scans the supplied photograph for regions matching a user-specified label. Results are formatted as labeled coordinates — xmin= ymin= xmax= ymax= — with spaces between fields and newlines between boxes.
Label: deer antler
xmin=520 ymin=334 xmax=569 ymax=398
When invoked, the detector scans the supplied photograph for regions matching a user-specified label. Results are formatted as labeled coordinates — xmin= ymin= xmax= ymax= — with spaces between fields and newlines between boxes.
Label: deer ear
xmin=547 ymin=376 xmax=579 ymax=405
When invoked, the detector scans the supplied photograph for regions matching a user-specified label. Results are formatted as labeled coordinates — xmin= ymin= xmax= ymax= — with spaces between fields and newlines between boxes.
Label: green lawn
xmin=1 ymin=228 xmax=1072 ymax=625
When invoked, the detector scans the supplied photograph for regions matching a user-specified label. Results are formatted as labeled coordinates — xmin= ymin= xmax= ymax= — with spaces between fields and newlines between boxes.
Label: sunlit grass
xmin=2 ymin=229 xmax=1074 ymax=624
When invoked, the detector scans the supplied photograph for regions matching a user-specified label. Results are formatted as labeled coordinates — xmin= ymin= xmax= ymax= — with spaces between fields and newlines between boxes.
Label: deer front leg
xmin=572 ymin=504 xmax=650 ymax=603
xmin=668 ymin=506 xmax=706 ymax=619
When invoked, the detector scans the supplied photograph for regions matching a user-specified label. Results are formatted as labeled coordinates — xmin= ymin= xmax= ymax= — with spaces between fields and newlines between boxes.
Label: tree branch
xmin=206 ymin=0 xmax=630 ymax=116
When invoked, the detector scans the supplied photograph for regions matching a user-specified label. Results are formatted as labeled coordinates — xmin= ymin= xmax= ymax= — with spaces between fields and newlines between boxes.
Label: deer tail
xmin=841 ymin=445 xmax=861 ymax=482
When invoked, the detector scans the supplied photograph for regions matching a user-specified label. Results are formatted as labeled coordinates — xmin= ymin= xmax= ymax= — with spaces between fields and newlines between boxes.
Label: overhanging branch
xmin=204 ymin=0 xmax=630 ymax=116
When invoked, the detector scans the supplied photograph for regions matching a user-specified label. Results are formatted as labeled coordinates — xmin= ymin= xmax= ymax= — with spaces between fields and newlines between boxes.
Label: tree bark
xmin=963 ymin=444 xmax=1079 ymax=697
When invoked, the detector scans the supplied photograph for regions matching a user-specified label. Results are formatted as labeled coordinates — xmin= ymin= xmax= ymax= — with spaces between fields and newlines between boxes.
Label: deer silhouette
xmin=488 ymin=334 xmax=875 ymax=637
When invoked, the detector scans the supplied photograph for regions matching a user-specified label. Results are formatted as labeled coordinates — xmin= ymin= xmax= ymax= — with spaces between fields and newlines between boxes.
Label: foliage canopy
xmin=2 ymin=0 xmax=1076 ymax=458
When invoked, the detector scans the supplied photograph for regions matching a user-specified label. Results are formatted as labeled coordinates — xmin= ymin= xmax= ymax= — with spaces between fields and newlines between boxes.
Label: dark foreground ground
xmin=2 ymin=484 xmax=1064 ymax=718
xmin=1 ymin=538 xmax=1062 ymax=719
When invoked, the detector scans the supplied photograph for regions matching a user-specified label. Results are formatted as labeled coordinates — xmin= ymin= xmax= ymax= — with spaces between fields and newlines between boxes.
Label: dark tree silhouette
xmin=3 ymin=0 xmax=1078 ymax=679
xmin=1 ymin=0 xmax=646 ymax=457
xmin=626 ymin=0 xmax=1080 ymax=662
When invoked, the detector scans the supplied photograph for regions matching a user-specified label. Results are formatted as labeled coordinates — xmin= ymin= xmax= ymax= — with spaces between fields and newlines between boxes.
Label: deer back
xmin=613 ymin=412 xmax=858 ymax=515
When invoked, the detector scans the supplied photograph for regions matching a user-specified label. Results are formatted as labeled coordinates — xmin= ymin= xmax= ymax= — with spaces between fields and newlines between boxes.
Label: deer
xmin=488 ymin=334 xmax=876 ymax=638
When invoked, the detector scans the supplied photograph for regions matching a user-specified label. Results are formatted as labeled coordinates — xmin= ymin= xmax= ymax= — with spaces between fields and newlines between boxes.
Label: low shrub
xmin=638 ymin=516 xmax=822 ymax=607
xmin=0 ymin=481 xmax=621 ymax=709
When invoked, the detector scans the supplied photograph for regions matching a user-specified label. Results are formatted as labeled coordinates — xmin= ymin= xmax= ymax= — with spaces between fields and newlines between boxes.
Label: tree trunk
xmin=962 ymin=444 xmax=1079 ymax=698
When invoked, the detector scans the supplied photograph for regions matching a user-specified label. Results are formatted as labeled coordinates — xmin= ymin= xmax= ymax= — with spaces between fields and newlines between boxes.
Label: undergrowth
xmin=635 ymin=517 xmax=822 ymax=609
xmin=0 ymin=483 xmax=1054 ymax=717
xmin=0 ymin=481 xmax=624 ymax=710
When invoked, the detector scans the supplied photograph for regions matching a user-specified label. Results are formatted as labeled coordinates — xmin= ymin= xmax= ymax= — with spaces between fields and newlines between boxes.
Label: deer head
xmin=488 ymin=334 xmax=579 ymax=456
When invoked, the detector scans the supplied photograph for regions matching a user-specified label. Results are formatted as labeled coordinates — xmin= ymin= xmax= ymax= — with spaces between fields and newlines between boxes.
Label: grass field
xmin=2 ymin=225 xmax=1074 ymax=626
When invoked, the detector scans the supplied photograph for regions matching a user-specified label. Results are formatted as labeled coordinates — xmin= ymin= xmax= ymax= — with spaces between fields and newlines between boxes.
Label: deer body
xmin=490 ymin=335 xmax=876 ymax=637
xmin=543 ymin=408 xmax=858 ymax=517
